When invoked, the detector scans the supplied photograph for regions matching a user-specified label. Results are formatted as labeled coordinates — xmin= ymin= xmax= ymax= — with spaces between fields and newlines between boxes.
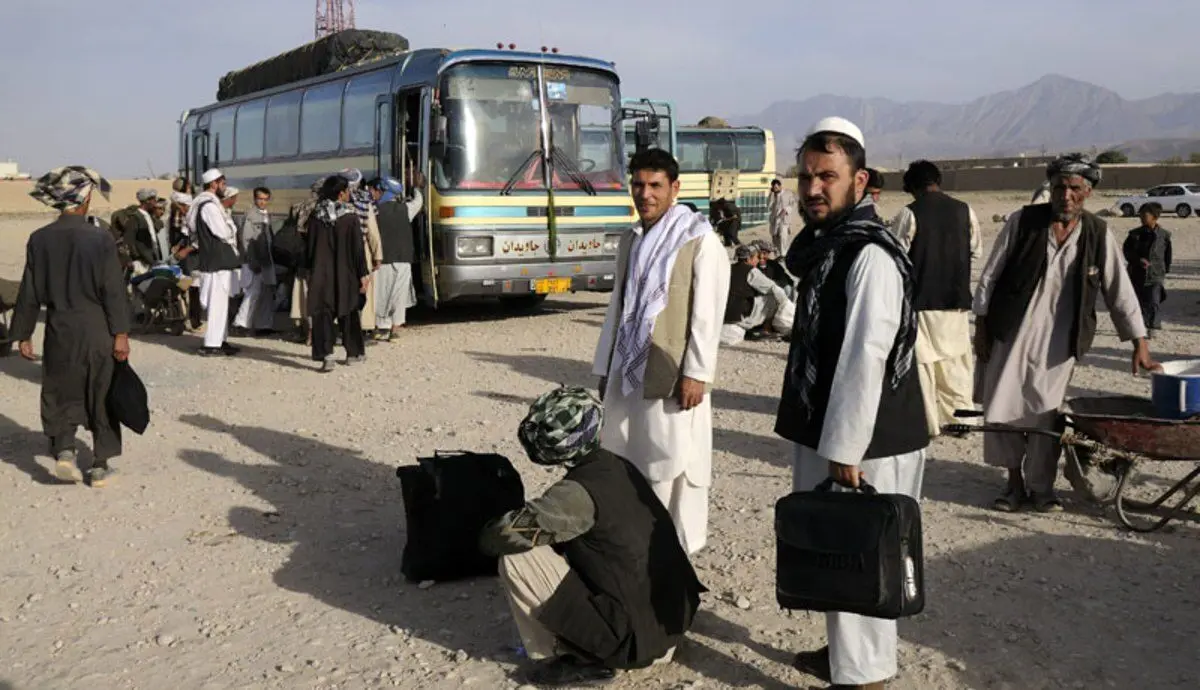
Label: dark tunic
xmin=9 ymin=214 xmax=131 ymax=461
xmin=306 ymin=211 xmax=369 ymax=318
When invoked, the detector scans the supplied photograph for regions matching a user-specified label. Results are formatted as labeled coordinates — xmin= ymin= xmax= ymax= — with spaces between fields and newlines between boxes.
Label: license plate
xmin=534 ymin=277 xmax=572 ymax=294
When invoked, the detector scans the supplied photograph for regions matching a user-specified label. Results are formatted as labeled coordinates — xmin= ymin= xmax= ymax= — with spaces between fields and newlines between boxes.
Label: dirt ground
xmin=2 ymin=190 xmax=1199 ymax=690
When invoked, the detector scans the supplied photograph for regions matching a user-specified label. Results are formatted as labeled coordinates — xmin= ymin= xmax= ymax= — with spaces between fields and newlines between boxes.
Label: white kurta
xmin=593 ymin=230 xmax=730 ymax=555
xmin=973 ymin=210 xmax=1145 ymax=492
xmin=790 ymin=244 xmax=927 ymax=686
xmin=768 ymin=190 xmax=795 ymax=254
xmin=891 ymin=202 xmax=983 ymax=434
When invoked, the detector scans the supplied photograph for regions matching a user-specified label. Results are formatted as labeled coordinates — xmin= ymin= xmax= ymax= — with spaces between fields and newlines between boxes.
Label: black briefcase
xmin=775 ymin=478 xmax=924 ymax=619
xmin=396 ymin=451 xmax=525 ymax=583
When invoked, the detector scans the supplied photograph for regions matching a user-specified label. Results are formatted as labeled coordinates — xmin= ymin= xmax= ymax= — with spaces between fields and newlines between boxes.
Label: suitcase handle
xmin=814 ymin=477 xmax=879 ymax=495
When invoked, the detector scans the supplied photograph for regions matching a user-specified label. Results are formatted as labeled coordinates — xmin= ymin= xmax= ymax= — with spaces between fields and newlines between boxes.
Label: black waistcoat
xmin=376 ymin=199 xmax=415 ymax=264
xmin=906 ymin=191 xmax=972 ymax=311
xmin=725 ymin=262 xmax=756 ymax=323
xmin=195 ymin=200 xmax=242 ymax=273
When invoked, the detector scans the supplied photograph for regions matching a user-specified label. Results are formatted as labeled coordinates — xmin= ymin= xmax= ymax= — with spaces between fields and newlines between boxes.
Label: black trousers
xmin=188 ymin=285 xmax=203 ymax=329
xmin=311 ymin=310 xmax=364 ymax=361
xmin=1135 ymin=283 xmax=1165 ymax=330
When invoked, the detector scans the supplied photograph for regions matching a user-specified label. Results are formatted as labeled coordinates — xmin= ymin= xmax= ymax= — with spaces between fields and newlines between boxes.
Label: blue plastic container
xmin=1150 ymin=360 xmax=1200 ymax=419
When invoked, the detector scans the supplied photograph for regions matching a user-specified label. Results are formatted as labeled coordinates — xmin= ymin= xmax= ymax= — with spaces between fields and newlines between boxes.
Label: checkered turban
xmin=29 ymin=165 xmax=112 ymax=211
xmin=1047 ymin=153 xmax=1102 ymax=188
xmin=518 ymin=386 xmax=604 ymax=466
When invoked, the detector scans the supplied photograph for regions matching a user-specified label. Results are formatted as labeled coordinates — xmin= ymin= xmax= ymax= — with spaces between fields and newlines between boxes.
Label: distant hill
xmin=736 ymin=74 xmax=1200 ymax=169
xmin=1108 ymin=138 xmax=1200 ymax=163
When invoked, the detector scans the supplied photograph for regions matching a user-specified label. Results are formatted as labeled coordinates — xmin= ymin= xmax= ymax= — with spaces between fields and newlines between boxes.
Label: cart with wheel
xmin=945 ymin=395 xmax=1200 ymax=533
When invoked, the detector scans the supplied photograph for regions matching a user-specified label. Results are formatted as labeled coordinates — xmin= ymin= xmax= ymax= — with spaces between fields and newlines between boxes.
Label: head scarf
xmin=314 ymin=199 xmax=356 ymax=225
xmin=375 ymin=176 xmax=404 ymax=204
xmin=340 ymin=168 xmax=373 ymax=222
xmin=518 ymin=386 xmax=604 ymax=466
xmin=1046 ymin=153 xmax=1101 ymax=188
xmin=170 ymin=191 xmax=193 ymax=206
xmin=29 ymin=165 xmax=112 ymax=211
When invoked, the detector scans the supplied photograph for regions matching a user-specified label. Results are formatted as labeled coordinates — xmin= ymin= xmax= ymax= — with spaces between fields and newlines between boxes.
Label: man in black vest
xmin=1122 ymin=202 xmax=1173 ymax=338
xmin=368 ymin=173 xmax=424 ymax=341
xmin=481 ymin=386 xmax=704 ymax=687
xmin=111 ymin=188 xmax=162 ymax=272
xmin=778 ymin=117 xmax=927 ymax=690
xmin=890 ymin=160 xmax=981 ymax=437
xmin=974 ymin=154 xmax=1158 ymax=513
xmin=186 ymin=168 xmax=242 ymax=357
xmin=722 ymin=243 xmax=794 ymax=343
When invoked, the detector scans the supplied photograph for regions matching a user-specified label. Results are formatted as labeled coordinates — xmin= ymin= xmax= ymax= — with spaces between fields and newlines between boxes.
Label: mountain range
xmin=734 ymin=74 xmax=1200 ymax=168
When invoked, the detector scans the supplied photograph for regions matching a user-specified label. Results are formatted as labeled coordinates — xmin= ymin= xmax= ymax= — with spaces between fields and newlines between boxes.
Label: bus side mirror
xmin=432 ymin=114 xmax=447 ymax=145
xmin=634 ymin=119 xmax=656 ymax=153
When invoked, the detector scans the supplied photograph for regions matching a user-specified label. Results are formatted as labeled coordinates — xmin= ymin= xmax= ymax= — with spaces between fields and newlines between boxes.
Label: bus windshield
xmin=437 ymin=62 xmax=624 ymax=192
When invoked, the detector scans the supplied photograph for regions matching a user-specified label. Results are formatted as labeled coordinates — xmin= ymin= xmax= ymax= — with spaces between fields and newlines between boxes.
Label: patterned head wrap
xmin=518 ymin=386 xmax=604 ymax=466
xmin=1047 ymin=153 xmax=1102 ymax=188
xmin=29 ymin=165 xmax=111 ymax=211
xmin=375 ymin=176 xmax=404 ymax=203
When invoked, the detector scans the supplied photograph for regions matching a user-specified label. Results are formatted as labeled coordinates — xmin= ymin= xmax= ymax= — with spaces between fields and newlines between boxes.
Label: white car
xmin=1116 ymin=183 xmax=1200 ymax=218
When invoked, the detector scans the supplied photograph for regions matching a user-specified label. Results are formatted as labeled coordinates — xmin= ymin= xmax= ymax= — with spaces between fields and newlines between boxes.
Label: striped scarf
xmin=613 ymin=205 xmax=710 ymax=396
xmin=785 ymin=198 xmax=916 ymax=419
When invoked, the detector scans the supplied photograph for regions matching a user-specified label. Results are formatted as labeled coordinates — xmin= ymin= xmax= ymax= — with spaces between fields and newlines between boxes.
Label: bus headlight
xmin=602 ymin=234 xmax=621 ymax=253
xmin=456 ymin=236 xmax=493 ymax=258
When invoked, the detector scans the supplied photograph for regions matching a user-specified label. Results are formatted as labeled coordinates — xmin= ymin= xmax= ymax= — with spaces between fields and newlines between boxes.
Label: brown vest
xmin=604 ymin=229 xmax=706 ymax=400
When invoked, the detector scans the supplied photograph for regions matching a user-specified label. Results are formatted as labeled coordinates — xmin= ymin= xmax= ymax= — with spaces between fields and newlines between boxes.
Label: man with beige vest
xmin=593 ymin=148 xmax=731 ymax=555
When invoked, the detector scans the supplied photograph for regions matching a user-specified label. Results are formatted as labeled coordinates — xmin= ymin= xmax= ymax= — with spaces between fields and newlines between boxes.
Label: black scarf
xmin=784 ymin=198 xmax=916 ymax=418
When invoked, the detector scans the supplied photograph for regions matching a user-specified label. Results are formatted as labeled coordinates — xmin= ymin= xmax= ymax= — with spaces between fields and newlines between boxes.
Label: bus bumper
xmin=435 ymin=260 xmax=617 ymax=302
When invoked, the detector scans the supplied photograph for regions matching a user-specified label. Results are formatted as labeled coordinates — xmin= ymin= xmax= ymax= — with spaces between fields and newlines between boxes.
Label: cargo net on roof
xmin=216 ymin=29 xmax=409 ymax=101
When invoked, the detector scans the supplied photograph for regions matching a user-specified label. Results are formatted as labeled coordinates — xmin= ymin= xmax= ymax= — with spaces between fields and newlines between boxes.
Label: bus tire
xmin=500 ymin=294 xmax=548 ymax=311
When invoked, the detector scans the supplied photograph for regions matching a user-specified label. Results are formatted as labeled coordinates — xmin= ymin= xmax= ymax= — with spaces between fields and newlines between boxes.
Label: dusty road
xmin=2 ymin=191 xmax=1199 ymax=689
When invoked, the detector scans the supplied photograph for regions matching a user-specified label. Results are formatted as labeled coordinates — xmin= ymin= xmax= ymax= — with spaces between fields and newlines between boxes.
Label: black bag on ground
xmin=271 ymin=215 xmax=307 ymax=271
xmin=775 ymin=478 xmax=924 ymax=619
xmin=397 ymin=451 xmax=525 ymax=583
xmin=107 ymin=360 xmax=149 ymax=435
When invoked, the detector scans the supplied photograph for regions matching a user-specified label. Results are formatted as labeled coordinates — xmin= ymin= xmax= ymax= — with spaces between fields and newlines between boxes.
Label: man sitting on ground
xmin=480 ymin=386 xmax=705 ymax=687
xmin=722 ymin=244 xmax=795 ymax=344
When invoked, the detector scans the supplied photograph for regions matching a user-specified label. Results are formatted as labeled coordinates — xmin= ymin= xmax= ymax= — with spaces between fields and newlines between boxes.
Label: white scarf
xmin=613 ymin=204 xmax=710 ymax=396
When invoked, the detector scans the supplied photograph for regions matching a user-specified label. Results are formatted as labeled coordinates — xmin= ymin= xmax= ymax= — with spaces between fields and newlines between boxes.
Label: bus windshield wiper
xmin=550 ymin=146 xmax=597 ymax=196
xmin=501 ymin=148 xmax=542 ymax=196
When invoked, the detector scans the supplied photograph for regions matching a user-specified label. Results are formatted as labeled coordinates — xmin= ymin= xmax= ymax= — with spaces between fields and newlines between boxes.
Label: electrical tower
xmin=315 ymin=0 xmax=356 ymax=39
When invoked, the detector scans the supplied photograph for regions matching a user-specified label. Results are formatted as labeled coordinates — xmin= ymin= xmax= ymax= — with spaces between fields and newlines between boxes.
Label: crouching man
xmin=480 ymin=386 xmax=705 ymax=687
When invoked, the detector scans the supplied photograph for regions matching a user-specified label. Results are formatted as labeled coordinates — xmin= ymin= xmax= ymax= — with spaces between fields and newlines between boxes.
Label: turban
xmin=1047 ymin=153 xmax=1101 ymax=188
xmin=29 ymin=165 xmax=111 ymax=211
xmin=170 ymin=191 xmax=193 ymax=206
xmin=223 ymin=186 xmax=240 ymax=199
xmin=136 ymin=188 xmax=158 ymax=202
xmin=518 ymin=386 xmax=604 ymax=466
xmin=340 ymin=168 xmax=364 ymax=188
xmin=375 ymin=176 xmax=404 ymax=203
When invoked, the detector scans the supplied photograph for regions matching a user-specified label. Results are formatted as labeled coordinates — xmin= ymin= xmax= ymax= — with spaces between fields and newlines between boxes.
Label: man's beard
xmin=801 ymin=186 xmax=859 ymax=230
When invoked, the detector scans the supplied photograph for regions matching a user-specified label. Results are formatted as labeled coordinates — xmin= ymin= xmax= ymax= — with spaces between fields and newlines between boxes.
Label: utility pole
xmin=315 ymin=0 xmax=356 ymax=39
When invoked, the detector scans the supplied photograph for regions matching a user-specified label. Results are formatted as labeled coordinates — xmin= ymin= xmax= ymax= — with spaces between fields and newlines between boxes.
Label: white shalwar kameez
xmin=974 ymin=210 xmax=1144 ymax=493
xmin=789 ymin=244 xmax=927 ymax=686
xmin=891 ymin=203 xmax=983 ymax=435
xmin=593 ymin=230 xmax=729 ymax=556
xmin=192 ymin=195 xmax=239 ymax=349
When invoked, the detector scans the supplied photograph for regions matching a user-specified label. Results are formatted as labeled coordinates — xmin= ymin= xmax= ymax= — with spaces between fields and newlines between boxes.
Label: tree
xmin=1161 ymin=155 xmax=1184 ymax=166
xmin=1095 ymin=150 xmax=1128 ymax=165
xmin=784 ymin=164 xmax=801 ymax=178
xmin=1189 ymin=152 xmax=1200 ymax=165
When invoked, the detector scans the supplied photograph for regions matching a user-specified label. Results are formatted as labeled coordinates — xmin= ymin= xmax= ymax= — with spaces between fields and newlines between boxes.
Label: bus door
xmin=190 ymin=129 xmax=210 ymax=189
xmin=382 ymin=86 xmax=438 ymax=306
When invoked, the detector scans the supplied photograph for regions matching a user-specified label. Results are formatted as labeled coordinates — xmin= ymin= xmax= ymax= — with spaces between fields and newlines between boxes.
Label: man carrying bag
xmin=775 ymin=118 xmax=929 ymax=689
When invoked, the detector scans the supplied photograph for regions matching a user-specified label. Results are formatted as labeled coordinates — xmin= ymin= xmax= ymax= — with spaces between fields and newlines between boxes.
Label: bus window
xmin=734 ymin=132 xmax=766 ymax=172
xmin=677 ymin=132 xmax=706 ymax=172
xmin=265 ymin=91 xmax=302 ymax=158
xmin=343 ymin=70 xmax=393 ymax=150
xmin=210 ymin=106 xmax=236 ymax=166
xmin=301 ymin=80 xmax=344 ymax=154
xmin=234 ymin=100 xmax=265 ymax=161
xmin=705 ymin=133 xmax=736 ymax=170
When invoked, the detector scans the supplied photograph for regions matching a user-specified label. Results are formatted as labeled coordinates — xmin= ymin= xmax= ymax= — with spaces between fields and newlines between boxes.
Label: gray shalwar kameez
xmin=9 ymin=215 xmax=131 ymax=464
xmin=974 ymin=209 xmax=1145 ymax=493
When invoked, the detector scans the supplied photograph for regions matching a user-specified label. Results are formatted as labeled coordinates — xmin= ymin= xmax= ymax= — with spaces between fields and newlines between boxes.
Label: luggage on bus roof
xmin=216 ymin=29 xmax=410 ymax=101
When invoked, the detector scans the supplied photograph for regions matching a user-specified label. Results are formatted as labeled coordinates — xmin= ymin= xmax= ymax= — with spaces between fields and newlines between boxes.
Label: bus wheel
xmin=500 ymin=294 xmax=548 ymax=311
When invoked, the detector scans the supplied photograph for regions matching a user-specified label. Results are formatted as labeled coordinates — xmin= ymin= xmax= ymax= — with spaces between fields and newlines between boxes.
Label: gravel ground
xmin=2 ymin=192 xmax=1199 ymax=690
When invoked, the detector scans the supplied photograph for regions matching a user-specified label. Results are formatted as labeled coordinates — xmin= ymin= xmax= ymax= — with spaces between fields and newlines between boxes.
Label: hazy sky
xmin=2 ymin=0 xmax=1198 ymax=178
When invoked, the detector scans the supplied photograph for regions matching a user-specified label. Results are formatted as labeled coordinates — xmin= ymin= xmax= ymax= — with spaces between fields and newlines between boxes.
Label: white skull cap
xmin=807 ymin=116 xmax=865 ymax=149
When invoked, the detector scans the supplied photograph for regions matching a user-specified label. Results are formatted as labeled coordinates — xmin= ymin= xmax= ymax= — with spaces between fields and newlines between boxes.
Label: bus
xmin=178 ymin=45 xmax=636 ymax=307
xmin=613 ymin=100 xmax=776 ymax=226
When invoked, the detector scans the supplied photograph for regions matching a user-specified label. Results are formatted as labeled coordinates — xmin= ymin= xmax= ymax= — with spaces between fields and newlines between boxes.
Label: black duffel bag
xmin=775 ymin=478 xmax=924 ymax=620
xmin=397 ymin=451 xmax=525 ymax=583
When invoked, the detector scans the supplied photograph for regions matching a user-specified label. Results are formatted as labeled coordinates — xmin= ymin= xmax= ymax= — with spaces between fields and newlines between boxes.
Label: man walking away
xmin=890 ymin=160 xmax=982 ymax=437
xmin=975 ymin=154 xmax=1158 ymax=513
xmin=711 ymin=197 xmax=742 ymax=247
xmin=593 ymin=148 xmax=730 ymax=556
xmin=307 ymin=176 xmax=370 ymax=372
xmin=778 ymin=118 xmax=928 ymax=690
xmin=768 ymin=178 xmax=795 ymax=254
xmin=11 ymin=166 xmax=131 ymax=488
xmin=1122 ymin=202 xmax=1172 ymax=338
xmin=370 ymin=173 xmax=425 ymax=341
xmin=186 ymin=169 xmax=241 ymax=357
xmin=481 ymin=387 xmax=704 ymax=687
xmin=233 ymin=187 xmax=278 ymax=337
